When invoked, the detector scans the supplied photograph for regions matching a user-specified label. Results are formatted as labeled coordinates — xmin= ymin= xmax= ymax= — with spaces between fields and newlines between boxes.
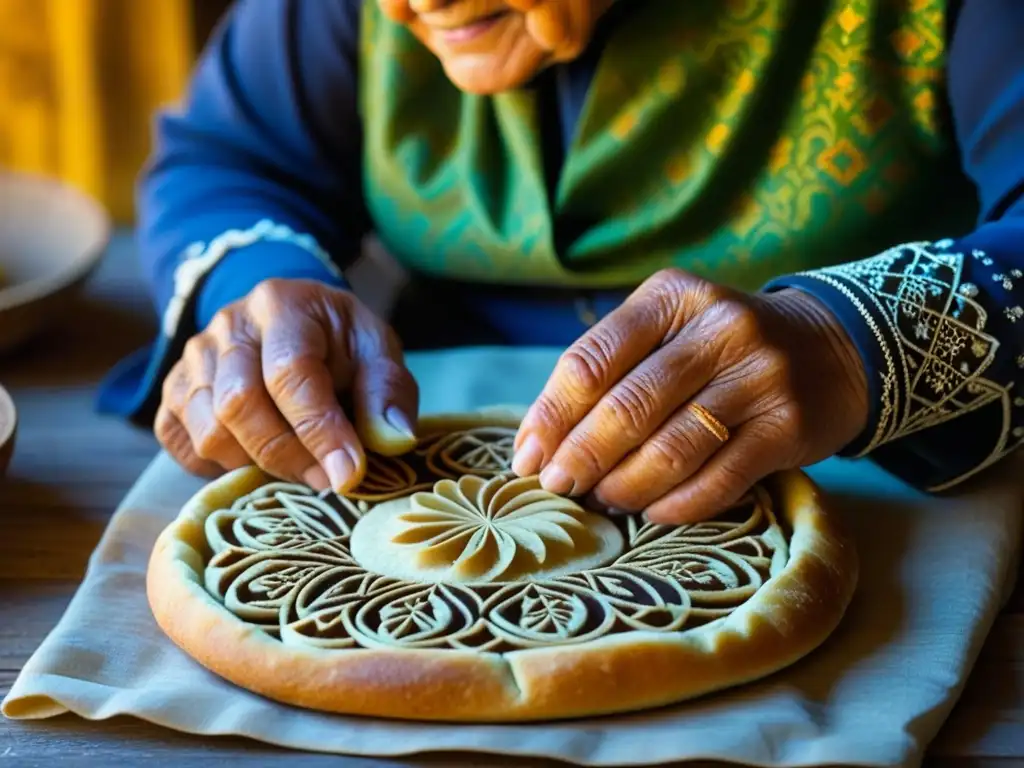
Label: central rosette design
xmin=350 ymin=474 xmax=625 ymax=584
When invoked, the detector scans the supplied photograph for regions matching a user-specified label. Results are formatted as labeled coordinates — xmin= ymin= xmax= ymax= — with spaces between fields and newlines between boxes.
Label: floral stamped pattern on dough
xmin=203 ymin=427 xmax=790 ymax=652
xmin=351 ymin=474 xmax=626 ymax=585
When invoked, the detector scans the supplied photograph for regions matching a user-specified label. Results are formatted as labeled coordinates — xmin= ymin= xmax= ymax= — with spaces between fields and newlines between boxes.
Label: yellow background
xmin=0 ymin=0 xmax=196 ymax=223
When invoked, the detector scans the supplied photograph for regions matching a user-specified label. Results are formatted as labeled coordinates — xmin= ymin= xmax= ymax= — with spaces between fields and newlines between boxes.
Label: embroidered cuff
xmin=767 ymin=239 xmax=1024 ymax=490
xmin=95 ymin=220 xmax=348 ymax=430
xmin=196 ymin=241 xmax=348 ymax=330
xmin=162 ymin=219 xmax=344 ymax=338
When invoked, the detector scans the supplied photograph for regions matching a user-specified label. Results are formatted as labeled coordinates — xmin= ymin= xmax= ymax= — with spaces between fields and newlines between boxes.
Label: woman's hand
xmin=155 ymin=279 xmax=418 ymax=492
xmin=511 ymin=269 xmax=869 ymax=524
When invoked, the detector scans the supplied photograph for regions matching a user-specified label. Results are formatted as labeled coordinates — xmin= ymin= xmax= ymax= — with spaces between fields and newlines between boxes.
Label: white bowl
xmin=0 ymin=172 xmax=111 ymax=353
xmin=0 ymin=383 xmax=14 ymax=477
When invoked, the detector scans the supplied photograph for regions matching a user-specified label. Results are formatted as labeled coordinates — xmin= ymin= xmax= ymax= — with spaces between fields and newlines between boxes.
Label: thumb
xmin=349 ymin=307 xmax=419 ymax=456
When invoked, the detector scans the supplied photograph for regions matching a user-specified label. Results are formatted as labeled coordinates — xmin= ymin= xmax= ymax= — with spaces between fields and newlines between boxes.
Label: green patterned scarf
xmin=359 ymin=0 xmax=975 ymax=291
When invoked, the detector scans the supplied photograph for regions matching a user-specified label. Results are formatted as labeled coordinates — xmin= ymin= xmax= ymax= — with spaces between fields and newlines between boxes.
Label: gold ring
xmin=687 ymin=402 xmax=730 ymax=443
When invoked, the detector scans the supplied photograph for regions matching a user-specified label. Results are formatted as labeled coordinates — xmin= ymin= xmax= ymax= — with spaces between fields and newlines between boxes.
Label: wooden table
xmin=0 ymin=235 xmax=1021 ymax=767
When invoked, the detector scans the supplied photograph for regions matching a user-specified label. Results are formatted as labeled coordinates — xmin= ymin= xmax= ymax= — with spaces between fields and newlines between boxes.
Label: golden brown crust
xmin=147 ymin=409 xmax=858 ymax=722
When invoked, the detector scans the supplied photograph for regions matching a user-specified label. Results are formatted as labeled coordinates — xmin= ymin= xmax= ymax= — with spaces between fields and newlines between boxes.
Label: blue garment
xmin=100 ymin=0 xmax=1024 ymax=493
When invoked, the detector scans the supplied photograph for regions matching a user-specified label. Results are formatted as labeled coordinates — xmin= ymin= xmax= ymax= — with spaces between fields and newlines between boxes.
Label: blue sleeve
xmin=97 ymin=0 xmax=365 ymax=426
xmin=765 ymin=0 xmax=1024 ymax=491
xmin=138 ymin=0 xmax=366 ymax=333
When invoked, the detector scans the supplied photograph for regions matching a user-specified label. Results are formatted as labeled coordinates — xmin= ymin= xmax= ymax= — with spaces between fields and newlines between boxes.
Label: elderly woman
xmin=99 ymin=0 xmax=1024 ymax=524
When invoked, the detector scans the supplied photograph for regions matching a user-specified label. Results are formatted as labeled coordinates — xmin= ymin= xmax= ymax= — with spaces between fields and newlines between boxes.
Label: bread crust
xmin=147 ymin=409 xmax=858 ymax=722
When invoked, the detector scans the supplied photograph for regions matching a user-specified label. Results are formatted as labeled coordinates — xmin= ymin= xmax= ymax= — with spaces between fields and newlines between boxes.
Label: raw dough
xmin=147 ymin=409 xmax=858 ymax=722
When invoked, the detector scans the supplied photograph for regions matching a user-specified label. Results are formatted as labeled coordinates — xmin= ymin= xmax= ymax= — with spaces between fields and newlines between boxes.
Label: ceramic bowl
xmin=0 ymin=172 xmax=111 ymax=353
xmin=0 ymin=383 xmax=15 ymax=477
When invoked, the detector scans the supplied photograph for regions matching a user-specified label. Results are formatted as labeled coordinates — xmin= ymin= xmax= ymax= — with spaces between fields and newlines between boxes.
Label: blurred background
xmin=0 ymin=0 xmax=232 ymax=223
xmin=0 ymin=0 xmax=234 ymax=480
xmin=0 ymin=0 xmax=400 ymax=483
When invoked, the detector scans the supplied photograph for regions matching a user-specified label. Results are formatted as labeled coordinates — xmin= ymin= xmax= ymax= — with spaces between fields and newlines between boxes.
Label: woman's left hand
xmin=511 ymin=268 xmax=870 ymax=524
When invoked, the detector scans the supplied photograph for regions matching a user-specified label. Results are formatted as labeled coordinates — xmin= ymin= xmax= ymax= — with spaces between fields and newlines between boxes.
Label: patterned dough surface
xmin=148 ymin=412 xmax=859 ymax=722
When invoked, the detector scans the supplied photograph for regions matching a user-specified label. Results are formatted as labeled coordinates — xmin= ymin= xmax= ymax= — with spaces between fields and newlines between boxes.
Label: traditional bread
xmin=147 ymin=408 xmax=859 ymax=722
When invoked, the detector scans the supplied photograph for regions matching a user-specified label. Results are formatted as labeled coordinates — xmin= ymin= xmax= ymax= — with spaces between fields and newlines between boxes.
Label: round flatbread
xmin=147 ymin=408 xmax=858 ymax=722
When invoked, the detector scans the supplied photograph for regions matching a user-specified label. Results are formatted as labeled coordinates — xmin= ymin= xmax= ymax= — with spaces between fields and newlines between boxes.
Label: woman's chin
xmin=439 ymin=47 xmax=548 ymax=94
xmin=443 ymin=63 xmax=517 ymax=94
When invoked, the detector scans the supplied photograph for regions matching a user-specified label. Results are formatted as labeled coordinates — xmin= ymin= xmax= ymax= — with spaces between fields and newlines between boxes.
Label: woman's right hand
xmin=155 ymin=279 xmax=419 ymax=493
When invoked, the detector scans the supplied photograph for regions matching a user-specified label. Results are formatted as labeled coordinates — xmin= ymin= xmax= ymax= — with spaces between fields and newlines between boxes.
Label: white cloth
xmin=4 ymin=348 xmax=1022 ymax=768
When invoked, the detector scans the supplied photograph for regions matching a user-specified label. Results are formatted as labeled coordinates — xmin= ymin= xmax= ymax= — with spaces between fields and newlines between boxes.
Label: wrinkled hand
xmin=156 ymin=279 xmax=418 ymax=492
xmin=512 ymin=269 xmax=869 ymax=524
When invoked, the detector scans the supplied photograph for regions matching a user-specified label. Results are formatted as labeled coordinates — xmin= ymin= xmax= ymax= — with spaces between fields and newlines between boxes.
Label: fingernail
xmin=646 ymin=510 xmax=674 ymax=525
xmin=323 ymin=449 xmax=357 ymax=492
xmin=512 ymin=435 xmax=544 ymax=476
xmin=539 ymin=463 xmax=574 ymax=495
xmin=587 ymin=493 xmax=630 ymax=517
xmin=646 ymin=503 xmax=692 ymax=526
xmin=513 ymin=411 xmax=535 ymax=449
xmin=384 ymin=405 xmax=416 ymax=438
xmin=302 ymin=465 xmax=331 ymax=492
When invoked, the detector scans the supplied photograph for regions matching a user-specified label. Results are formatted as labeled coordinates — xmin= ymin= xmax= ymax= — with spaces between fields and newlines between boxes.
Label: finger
xmin=513 ymin=273 xmax=690 ymax=477
xmin=207 ymin=310 xmax=328 ymax=489
xmin=178 ymin=337 xmax=250 ymax=470
xmin=211 ymin=333 xmax=325 ymax=488
xmin=351 ymin=306 xmax=419 ymax=457
xmin=259 ymin=312 xmax=365 ymax=493
xmin=154 ymin=402 xmax=222 ymax=478
xmin=591 ymin=388 xmax=740 ymax=511
xmin=536 ymin=324 xmax=721 ymax=496
xmin=159 ymin=359 xmax=224 ymax=474
xmin=183 ymin=386 xmax=252 ymax=470
xmin=644 ymin=422 xmax=781 ymax=525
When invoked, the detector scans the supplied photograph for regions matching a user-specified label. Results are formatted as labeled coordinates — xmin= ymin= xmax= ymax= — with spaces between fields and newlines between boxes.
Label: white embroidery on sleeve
xmin=799 ymin=241 xmax=1023 ymax=491
xmin=162 ymin=219 xmax=342 ymax=337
